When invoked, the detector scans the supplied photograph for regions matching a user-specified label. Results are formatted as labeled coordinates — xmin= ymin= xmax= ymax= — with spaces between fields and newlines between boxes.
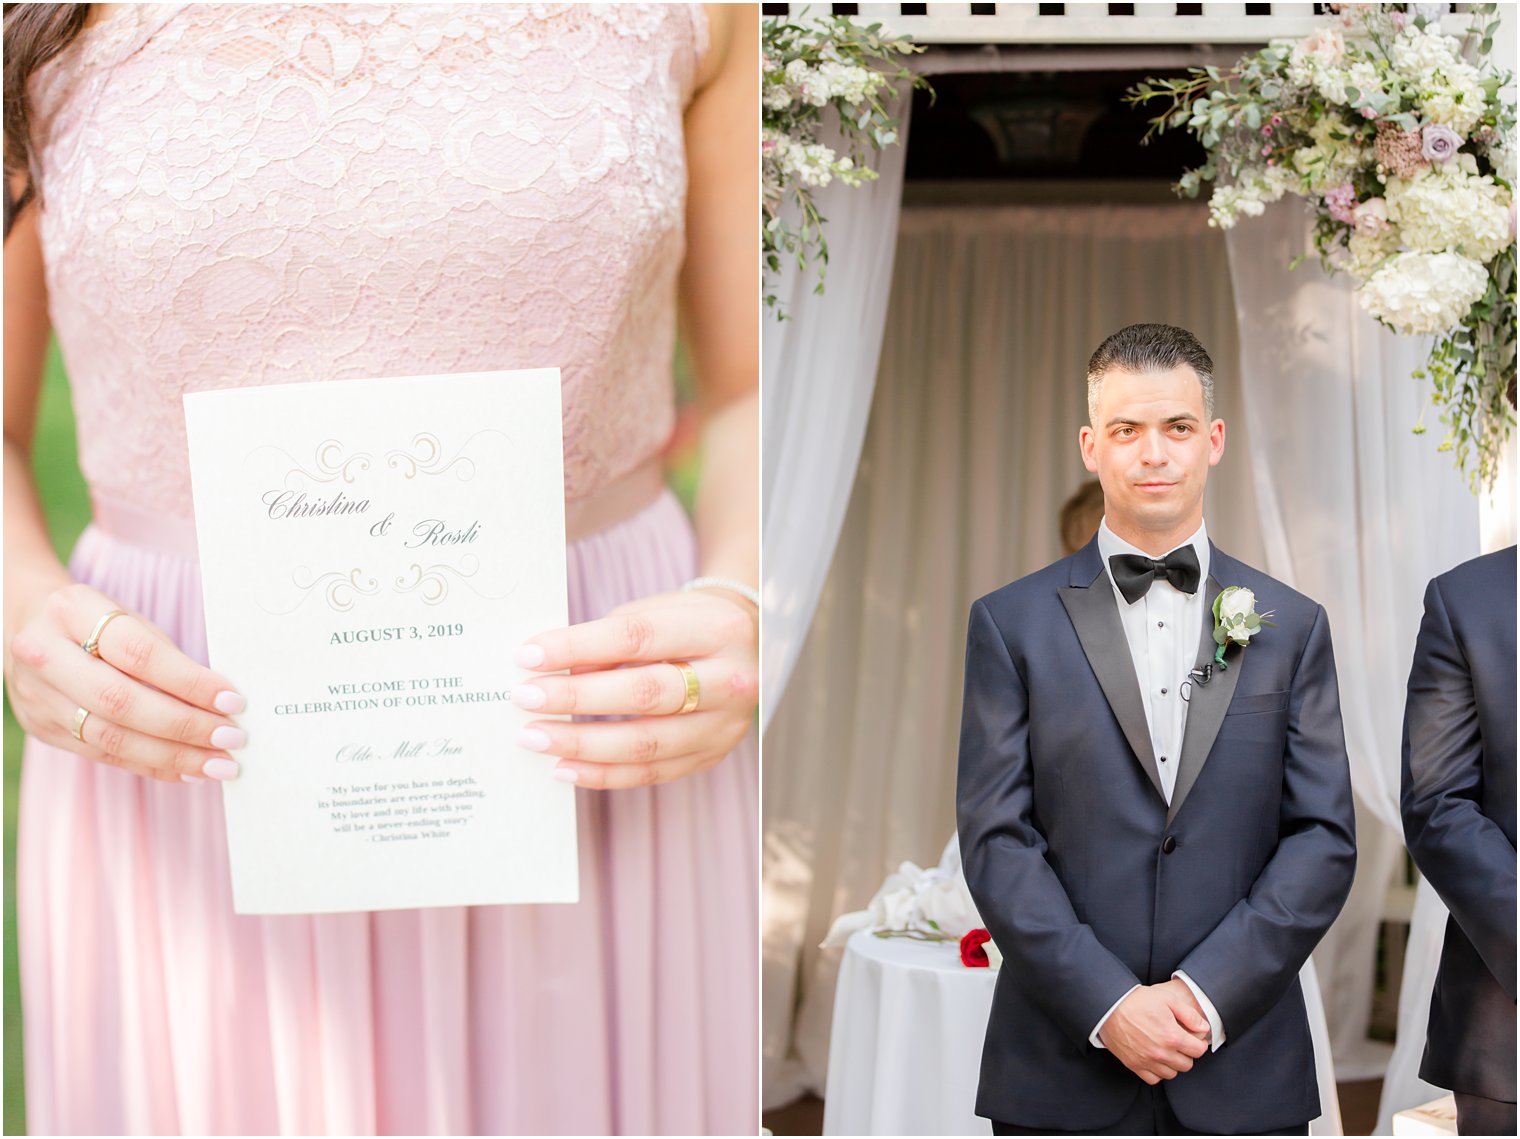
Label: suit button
xmin=1162 ymin=835 xmax=1177 ymax=854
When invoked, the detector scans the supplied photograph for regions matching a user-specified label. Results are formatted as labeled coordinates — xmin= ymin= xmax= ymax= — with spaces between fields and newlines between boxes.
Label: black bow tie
xmin=1108 ymin=546 xmax=1201 ymax=605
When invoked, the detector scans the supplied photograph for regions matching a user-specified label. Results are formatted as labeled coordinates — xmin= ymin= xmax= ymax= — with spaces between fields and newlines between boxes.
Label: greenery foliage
xmin=761 ymin=12 xmax=928 ymax=314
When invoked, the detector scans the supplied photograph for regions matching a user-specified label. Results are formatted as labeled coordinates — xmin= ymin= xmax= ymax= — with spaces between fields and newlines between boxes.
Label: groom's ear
xmin=1079 ymin=425 xmax=1098 ymax=473
xmin=1207 ymin=419 xmax=1226 ymax=467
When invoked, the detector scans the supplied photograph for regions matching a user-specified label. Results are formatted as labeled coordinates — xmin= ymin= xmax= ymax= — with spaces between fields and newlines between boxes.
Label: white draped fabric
xmin=1378 ymin=878 xmax=1456 ymax=1134
xmin=1223 ymin=205 xmax=1483 ymax=1128
xmin=762 ymin=203 xmax=1267 ymax=1107
xmin=760 ymin=94 xmax=913 ymax=732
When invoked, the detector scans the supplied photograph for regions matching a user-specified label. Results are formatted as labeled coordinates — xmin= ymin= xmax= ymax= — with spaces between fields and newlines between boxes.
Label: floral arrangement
xmin=1128 ymin=4 xmax=1516 ymax=489
xmin=821 ymin=838 xmax=1000 ymax=968
xmin=761 ymin=13 xmax=927 ymax=314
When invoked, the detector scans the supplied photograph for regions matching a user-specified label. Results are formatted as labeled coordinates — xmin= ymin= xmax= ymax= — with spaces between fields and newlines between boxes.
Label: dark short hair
xmin=1086 ymin=323 xmax=1215 ymax=424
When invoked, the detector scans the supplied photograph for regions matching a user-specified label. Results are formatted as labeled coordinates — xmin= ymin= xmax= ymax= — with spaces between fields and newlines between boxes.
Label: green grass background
xmin=5 ymin=343 xmax=91 ymax=1137
xmin=2 ymin=347 xmax=700 ymax=1136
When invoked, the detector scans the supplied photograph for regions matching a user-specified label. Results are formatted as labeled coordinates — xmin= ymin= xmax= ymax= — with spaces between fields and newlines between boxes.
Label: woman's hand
xmin=5 ymin=582 xmax=248 ymax=784
xmin=512 ymin=587 xmax=758 ymax=789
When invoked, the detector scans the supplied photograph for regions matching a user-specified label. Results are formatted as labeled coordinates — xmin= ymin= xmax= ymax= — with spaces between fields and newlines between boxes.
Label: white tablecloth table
xmin=824 ymin=930 xmax=995 ymax=1135
xmin=823 ymin=930 xmax=1343 ymax=1136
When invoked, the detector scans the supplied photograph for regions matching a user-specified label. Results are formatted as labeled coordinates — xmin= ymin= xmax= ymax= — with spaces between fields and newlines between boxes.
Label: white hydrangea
xmin=1314 ymin=67 xmax=1351 ymax=106
xmin=1309 ymin=56 xmax=1381 ymax=108
xmin=1346 ymin=60 xmax=1384 ymax=101
xmin=1386 ymin=153 xmax=1514 ymax=263
xmin=1343 ymin=226 xmax=1401 ymax=281
xmin=763 ymin=83 xmax=793 ymax=112
xmin=1390 ymin=25 xmax=1487 ymax=135
xmin=813 ymin=61 xmax=879 ymax=106
xmin=762 ymin=127 xmax=853 ymax=190
xmin=1359 ymin=251 xmax=1489 ymax=334
xmin=1206 ymin=164 xmax=1299 ymax=229
xmin=777 ymin=58 xmax=881 ymax=109
xmin=782 ymin=58 xmax=824 ymax=107
xmin=1209 ymin=186 xmax=1264 ymax=229
xmin=1391 ymin=24 xmax=1466 ymax=78
xmin=1420 ymin=73 xmax=1488 ymax=136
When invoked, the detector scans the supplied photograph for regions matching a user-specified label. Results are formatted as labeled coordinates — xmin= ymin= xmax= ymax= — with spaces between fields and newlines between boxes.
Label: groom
xmin=957 ymin=324 xmax=1356 ymax=1135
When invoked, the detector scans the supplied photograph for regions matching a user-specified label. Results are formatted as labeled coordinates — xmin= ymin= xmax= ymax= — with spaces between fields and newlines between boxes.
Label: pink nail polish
xmin=516 ymin=644 xmax=546 ymax=669
xmin=517 ymin=728 xmax=551 ymax=752
xmin=181 ymin=774 xmax=208 ymax=784
xmin=210 ymin=726 xmax=247 ymax=750
xmin=202 ymin=757 xmax=240 ymax=781
xmin=550 ymin=767 xmax=579 ymax=784
xmin=512 ymin=684 xmax=546 ymax=710
xmin=214 ymin=690 xmax=246 ymax=714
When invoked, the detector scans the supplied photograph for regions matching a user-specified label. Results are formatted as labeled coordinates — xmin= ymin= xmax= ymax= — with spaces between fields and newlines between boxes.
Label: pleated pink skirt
xmin=17 ymin=490 xmax=757 ymax=1136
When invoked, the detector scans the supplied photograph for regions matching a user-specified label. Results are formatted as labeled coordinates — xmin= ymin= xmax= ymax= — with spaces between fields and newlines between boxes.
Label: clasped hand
xmin=511 ymin=586 xmax=758 ymax=789
xmin=1098 ymin=979 xmax=1212 ymax=1085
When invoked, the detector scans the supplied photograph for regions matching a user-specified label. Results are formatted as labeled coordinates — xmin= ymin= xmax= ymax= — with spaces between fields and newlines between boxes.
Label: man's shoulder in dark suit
xmin=1428 ymin=544 xmax=1517 ymax=614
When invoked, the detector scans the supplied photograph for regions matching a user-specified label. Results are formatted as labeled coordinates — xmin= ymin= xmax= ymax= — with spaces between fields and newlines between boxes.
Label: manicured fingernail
xmin=181 ymin=774 xmax=208 ymax=784
xmin=210 ymin=726 xmax=247 ymax=750
xmin=202 ymin=757 xmax=240 ymax=781
xmin=550 ymin=767 xmax=579 ymax=783
xmin=214 ymin=690 xmax=246 ymax=714
xmin=516 ymin=644 xmax=546 ymax=669
xmin=517 ymin=728 xmax=551 ymax=752
xmin=512 ymin=684 xmax=546 ymax=710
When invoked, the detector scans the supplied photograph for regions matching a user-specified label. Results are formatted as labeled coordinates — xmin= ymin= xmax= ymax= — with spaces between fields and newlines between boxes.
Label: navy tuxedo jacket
xmin=1400 ymin=545 xmax=1517 ymax=1102
xmin=956 ymin=538 xmax=1356 ymax=1133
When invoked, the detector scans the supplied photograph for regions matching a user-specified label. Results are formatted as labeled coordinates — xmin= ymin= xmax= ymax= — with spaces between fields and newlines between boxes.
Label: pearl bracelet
xmin=683 ymin=576 xmax=760 ymax=610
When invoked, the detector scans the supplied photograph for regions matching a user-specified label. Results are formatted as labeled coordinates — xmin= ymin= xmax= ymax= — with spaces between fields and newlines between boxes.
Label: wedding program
xmin=185 ymin=370 xmax=577 ymax=914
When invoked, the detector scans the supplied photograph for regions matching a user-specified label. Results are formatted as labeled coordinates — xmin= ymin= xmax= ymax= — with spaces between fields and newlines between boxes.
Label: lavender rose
xmin=1421 ymin=123 xmax=1462 ymax=164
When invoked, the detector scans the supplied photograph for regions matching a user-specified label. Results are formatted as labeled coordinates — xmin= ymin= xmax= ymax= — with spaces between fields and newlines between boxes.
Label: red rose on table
xmin=960 ymin=928 xmax=993 ymax=967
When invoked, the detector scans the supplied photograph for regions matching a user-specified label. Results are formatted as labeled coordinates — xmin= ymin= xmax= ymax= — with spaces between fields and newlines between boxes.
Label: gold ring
xmin=81 ymin=609 xmax=128 ymax=658
xmin=70 ymin=707 xmax=91 ymax=743
xmin=671 ymin=661 xmax=700 ymax=714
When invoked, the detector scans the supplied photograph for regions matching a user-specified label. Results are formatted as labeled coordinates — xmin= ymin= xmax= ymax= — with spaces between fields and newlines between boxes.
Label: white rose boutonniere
xmin=1212 ymin=586 xmax=1276 ymax=669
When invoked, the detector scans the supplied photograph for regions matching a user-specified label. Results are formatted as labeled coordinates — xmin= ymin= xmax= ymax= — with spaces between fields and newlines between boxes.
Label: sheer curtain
xmin=1223 ymin=204 xmax=1482 ymax=1129
xmin=761 ymin=93 xmax=913 ymax=731
xmin=762 ymin=203 xmax=1264 ymax=1106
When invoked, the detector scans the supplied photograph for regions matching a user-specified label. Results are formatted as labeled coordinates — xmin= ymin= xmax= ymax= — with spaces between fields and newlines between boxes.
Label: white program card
xmin=184 ymin=370 xmax=577 ymax=914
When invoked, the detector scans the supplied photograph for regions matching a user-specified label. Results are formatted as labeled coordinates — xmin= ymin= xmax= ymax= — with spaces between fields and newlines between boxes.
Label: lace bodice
xmin=29 ymin=3 xmax=704 ymax=517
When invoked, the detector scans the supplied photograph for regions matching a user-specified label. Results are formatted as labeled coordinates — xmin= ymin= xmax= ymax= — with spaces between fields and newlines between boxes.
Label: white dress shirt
xmin=1087 ymin=518 xmax=1227 ymax=1053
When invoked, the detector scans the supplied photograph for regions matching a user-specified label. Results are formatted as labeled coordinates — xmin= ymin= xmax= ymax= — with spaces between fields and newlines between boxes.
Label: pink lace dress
xmin=17 ymin=6 xmax=756 ymax=1134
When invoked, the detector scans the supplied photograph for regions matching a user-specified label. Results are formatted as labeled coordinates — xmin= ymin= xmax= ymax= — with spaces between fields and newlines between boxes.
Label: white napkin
xmin=821 ymin=834 xmax=991 ymax=956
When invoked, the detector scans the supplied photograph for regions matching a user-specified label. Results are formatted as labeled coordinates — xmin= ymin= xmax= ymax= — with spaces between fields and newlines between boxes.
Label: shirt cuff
xmin=1089 ymin=984 xmax=1142 ymax=1050
xmin=1173 ymin=970 xmax=1226 ymax=1052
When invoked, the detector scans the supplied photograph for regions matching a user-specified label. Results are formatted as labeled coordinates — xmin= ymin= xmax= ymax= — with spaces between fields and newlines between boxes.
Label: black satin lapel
xmin=1059 ymin=583 xmax=1166 ymax=804
xmin=1169 ymin=576 xmax=1242 ymax=825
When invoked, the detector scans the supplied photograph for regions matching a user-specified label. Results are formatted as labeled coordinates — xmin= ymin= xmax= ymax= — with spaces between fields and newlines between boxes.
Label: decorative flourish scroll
xmin=247 ymin=439 xmax=373 ymax=487
xmin=385 ymin=429 xmax=509 ymax=482
xmin=394 ymin=556 xmax=513 ymax=604
xmin=258 ymin=567 xmax=382 ymax=614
